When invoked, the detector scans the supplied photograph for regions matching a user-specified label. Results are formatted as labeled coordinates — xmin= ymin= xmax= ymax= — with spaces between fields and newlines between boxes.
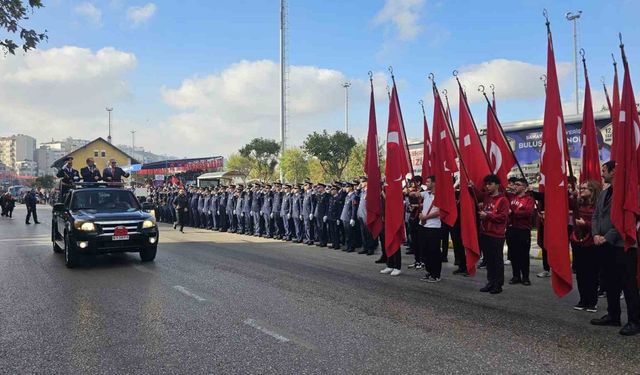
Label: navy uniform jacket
xmin=218 ymin=193 xmax=227 ymax=213
xmin=225 ymin=192 xmax=235 ymax=215
xmin=291 ymin=192 xmax=302 ymax=218
xmin=56 ymin=166 xmax=80 ymax=187
xmin=261 ymin=191 xmax=273 ymax=215
xmin=235 ymin=192 xmax=244 ymax=216
xmin=328 ymin=193 xmax=343 ymax=221
xmin=242 ymin=192 xmax=252 ymax=216
xmin=340 ymin=192 xmax=358 ymax=222
xmin=280 ymin=192 xmax=292 ymax=217
xmin=211 ymin=194 xmax=219 ymax=214
xmin=197 ymin=194 xmax=206 ymax=213
xmin=251 ymin=191 xmax=263 ymax=213
xmin=315 ymin=192 xmax=331 ymax=219
xmin=203 ymin=194 xmax=211 ymax=214
xmin=272 ymin=191 xmax=283 ymax=215
xmin=302 ymin=190 xmax=316 ymax=217
xmin=80 ymin=166 xmax=102 ymax=182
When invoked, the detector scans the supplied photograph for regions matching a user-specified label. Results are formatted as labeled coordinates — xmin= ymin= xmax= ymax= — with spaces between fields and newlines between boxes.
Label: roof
xmin=51 ymin=137 xmax=140 ymax=169
xmin=140 ymin=156 xmax=223 ymax=170
xmin=197 ymin=170 xmax=247 ymax=180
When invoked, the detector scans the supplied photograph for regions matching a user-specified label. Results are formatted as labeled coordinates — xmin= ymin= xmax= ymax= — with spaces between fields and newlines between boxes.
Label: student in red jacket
xmin=478 ymin=174 xmax=510 ymax=294
xmin=506 ymin=178 xmax=536 ymax=286
xmin=571 ymin=180 xmax=601 ymax=313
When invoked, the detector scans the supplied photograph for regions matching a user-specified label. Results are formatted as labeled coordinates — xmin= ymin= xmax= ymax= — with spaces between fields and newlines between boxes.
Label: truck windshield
xmin=71 ymin=190 xmax=140 ymax=212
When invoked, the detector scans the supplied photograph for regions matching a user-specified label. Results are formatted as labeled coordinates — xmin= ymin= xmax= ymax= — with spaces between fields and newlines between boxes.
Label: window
xmin=101 ymin=150 xmax=106 ymax=157
xmin=94 ymin=150 xmax=99 ymax=157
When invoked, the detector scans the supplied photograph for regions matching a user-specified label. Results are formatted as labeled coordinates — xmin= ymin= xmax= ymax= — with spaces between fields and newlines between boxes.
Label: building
xmin=15 ymin=160 xmax=38 ymax=177
xmin=0 ymin=134 xmax=36 ymax=171
xmin=35 ymin=146 xmax=66 ymax=176
xmin=51 ymin=137 xmax=140 ymax=171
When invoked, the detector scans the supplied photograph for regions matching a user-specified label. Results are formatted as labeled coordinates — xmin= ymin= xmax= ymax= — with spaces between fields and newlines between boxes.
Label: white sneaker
xmin=380 ymin=267 xmax=393 ymax=274
xmin=536 ymin=271 xmax=551 ymax=278
xmin=390 ymin=269 xmax=402 ymax=276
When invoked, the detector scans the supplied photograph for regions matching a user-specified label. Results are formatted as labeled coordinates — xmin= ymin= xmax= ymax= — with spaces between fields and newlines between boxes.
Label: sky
xmin=0 ymin=0 xmax=638 ymax=159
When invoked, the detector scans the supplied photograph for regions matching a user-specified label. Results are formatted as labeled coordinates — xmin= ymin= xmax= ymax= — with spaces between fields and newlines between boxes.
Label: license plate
xmin=113 ymin=226 xmax=129 ymax=241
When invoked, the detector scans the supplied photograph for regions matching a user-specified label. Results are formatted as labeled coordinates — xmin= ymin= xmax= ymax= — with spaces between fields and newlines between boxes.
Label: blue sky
xmin=1 ymin=0 xmax=639 ymax=158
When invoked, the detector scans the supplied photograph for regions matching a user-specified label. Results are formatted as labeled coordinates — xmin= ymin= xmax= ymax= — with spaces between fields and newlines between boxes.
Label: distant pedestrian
xmin=25 ymin=190 xmax=40 ymax=224
xmin=173 ymin=189 xmax=189 ymax=233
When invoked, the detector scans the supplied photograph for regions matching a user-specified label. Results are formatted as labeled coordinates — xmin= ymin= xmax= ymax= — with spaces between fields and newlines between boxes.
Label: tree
xmin=303 ymin=130 xmax=356 ymax=180
xmin=279 ymin=148 xmax=309 ymax=183
xmin=225 ymin=153 xmax=253 ymax=183
xmin=33 ymin=174 xmax=54 ymax=189
xmin=343 ymin=140 xmax=365 ymax=180
xmin=238 ymin=138 xmax=280 ymax=182
xmin=1 ymin=1 xmax=47 ymax=55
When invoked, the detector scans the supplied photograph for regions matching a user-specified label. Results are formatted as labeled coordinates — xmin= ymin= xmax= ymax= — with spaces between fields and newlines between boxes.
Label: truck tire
xmin=64 ymin=234 xmax=80 ymax=268
xmin=140 ymin=246 xmax=157 ymax=262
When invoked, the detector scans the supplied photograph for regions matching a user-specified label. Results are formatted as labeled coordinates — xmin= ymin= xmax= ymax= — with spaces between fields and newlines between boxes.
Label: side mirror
xmin=53 ymin=203 xmax=65 ymax=212
xmin=141 ymin=202 xmax=154 ymax=211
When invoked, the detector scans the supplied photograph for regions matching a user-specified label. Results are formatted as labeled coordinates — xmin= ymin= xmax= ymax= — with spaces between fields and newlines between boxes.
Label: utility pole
xmin=342 ymin=82 xmax=351 ymax=134
xmin=279 ymin=0 xmax=288 ymax=182
xmin=566 ymin=10 xmax=582 ymax=114
xmin=106 ymin=107 xmax=113 ymax=143
xmin=130 ymin=130 xmax=136 ymax=164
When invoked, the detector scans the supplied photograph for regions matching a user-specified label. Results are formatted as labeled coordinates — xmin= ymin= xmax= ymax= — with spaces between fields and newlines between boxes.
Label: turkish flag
xmin=540 ymin=27 xmax=572 ymax=297
xmin=431 ymin=88 xmax=458 ymax=227
xmin=611 ymin=51 xmax=639 ymax=251
xmin=579 ymin=63 xmax=602 ymax=184
xmin=610 ymin=65 xmax=621 ymax=159
xmin=486 ymin=101 xmax=516 ymax=188
xmin=460 ymin=170 xmax=480 ymax=277
xmin=421 ymin=113 xmax=432 ymax=178
xmin=458 ymin=86 xmax=491 ymax=188
xmin=365 ymin=83 xmax=383 ymax=239
xmin=384 ymin=83 xmax=411 ymax=256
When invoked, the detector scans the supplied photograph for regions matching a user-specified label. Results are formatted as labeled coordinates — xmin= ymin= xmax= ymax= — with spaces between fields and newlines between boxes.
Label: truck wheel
xmin=52 ymin=224 xmax=63 ymax=253
xmin=140 ymin=246 xmax=157 ymax=262
xmin=64 ymin=235 xmax=80 ymax=268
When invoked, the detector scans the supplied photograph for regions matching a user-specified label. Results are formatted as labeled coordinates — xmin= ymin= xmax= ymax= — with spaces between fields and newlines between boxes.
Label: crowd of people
xmin=147 ymin=159 xmax=639 ymax=336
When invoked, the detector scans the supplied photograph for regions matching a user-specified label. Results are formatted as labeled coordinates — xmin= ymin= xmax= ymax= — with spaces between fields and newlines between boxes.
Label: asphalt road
xmin=1 ymin=205 xmax=638 ymax=375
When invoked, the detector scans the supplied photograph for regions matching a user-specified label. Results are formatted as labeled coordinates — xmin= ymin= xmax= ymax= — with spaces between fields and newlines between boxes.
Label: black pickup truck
xmin=51 ymin=185 xmax=159 ymax=268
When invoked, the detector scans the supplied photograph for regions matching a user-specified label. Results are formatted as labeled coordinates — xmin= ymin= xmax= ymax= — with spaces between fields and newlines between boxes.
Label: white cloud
xmin=0 ymin=46 xmax=137 ymax=144
xmin=74 ymin=2 xmax=102 ymax=26
xmin=127 ymin=3 xmax=157 ymax=26
xmin=374 ymin=0 xmax=425 ymax=41
xmin=158 ymin=60 xmax=379 ymax=157
xmin=430 ymin=59 xmax=573 ymax=107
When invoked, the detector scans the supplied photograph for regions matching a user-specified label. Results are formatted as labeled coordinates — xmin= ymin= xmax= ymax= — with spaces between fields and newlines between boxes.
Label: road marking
xmin=132 ymin=265 xmax=156 ymax=274
xmin=0 ymin=236 xmax=50 ymax=242
xmin=173 ymin=285 xmax=206 ymax=302
xmin=243 ymin=318 xmax=291 ymax=343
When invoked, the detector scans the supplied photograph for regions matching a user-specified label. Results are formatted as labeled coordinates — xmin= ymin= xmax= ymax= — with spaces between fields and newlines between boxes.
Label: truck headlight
xmin=74 ymin=221 xmax=96 ymax=231
xmin=142 ymin=220 xmax=156 ymax=229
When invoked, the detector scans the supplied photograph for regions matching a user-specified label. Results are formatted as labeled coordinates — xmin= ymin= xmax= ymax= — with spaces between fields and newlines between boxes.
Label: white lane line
xmin=173 ymin=285 xmax=207 ymax=302
xmin=132 ymin=264 xmax=156 ymax=274
xmin=243 ymin=318 xmax=291 ymax=343
xmin=0 ymin=237 xmax=50 ymax=242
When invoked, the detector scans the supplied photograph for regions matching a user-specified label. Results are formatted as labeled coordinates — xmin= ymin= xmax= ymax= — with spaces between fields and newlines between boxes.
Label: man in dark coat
xmin=102 ymin=159 xmax=130 ymax=183
xmin=24 ymin=189 xmax=40 ymax=224
xmin=80 ymin=157 xmax=102 ymax=183
xmin=173 ymin=189 xmax=189 ymax=232
xmin=314 ymin=183 xmax=331 ymax=247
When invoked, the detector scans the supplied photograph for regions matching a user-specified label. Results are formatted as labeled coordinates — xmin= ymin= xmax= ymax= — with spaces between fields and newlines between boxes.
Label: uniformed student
xmin=302 ymin=180 xmax=316 ymax=245
xmin=340 ymin=182 xmax=358 ymax=252
xmin=242 ymin=184 xmax=253 ymax=235
xmin=56 ymin=156 xmax=80 ymax=202
xmin=328 ymin=185 xmax=343 ymax=249
xmin=280 ymin=184 xmax=293 ymax=241
xmin=272 ymin=183 xmax=284 ymax=240
xmin=291 ymin=185 xmax=303 ymax=243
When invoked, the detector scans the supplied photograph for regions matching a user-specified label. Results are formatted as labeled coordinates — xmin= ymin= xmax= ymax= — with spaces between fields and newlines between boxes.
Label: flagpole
xmin=454 ymin=71 xmax=492 ymax=171
xmin=602 ymin=76 xmax=612 ymax=113
xmin=479 ymin=87 xmax=527 ymax=180
xmin=389 ymin=66 xmax=415 ymax=178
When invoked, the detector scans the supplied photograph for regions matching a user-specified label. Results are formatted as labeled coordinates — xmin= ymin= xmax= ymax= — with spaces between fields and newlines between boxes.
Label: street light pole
xmin=106 ymin=107 xmax=113 ymax=143
xmin=130 ymin=130 xmax=136 ymax=163
xmin=342 ymin=82 xmax=351 ymax=134
xmin=566 ymin=10 xmax=582 ymax=115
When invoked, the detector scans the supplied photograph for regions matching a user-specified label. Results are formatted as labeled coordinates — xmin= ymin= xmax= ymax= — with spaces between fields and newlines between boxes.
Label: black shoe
xmin=406 ymin=250 xmax=414 ymax=255
xmin=366 ymin=251 xmax=374 ymax=256
xmin=522 ymin=279 xmax=531 ymax=286
xmin=346 ymin=248 xmax=355 ymax=253
xmin=590 ymin=315 xmax=621 ymax=326
xmin=479 ymin=284 xmax=493 ymax=293
xmin=173 ymin=223 xmax=177 ymax=229
xmin=508 ymin=277 xmax=521 ymax=285
xmin=358 ymin=250 xmax=368 ymax=254
xmin=25 ymin=222 xmax=30 ymax=224
xmin=573 ymin=303 xmax=587 ymax=311
xmin=619 ymin=322 xmax=640 ymax=336
xmin=307 ymin=241 xmax=314 ymax=246
xmin=374 ymin=258 xmax=386 ymax=264
xmin=477 ymin=262 xmax=487 ymax=269
xmin=34 ymin=221 xmax=41 ymax=224
xmin=319 ymin=244 xmax=327 ymax=248
xmin=489 ymin=287 xmax=503 ymax=294
xmin=452 ymin=268 xmax=466 ymax=275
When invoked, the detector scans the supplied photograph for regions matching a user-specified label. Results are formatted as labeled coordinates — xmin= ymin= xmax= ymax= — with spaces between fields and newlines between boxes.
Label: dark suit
xmin=80 ymin=166 xmax=102 ymax=182
xmin=102 ymin=166 xmax=130 ymax=183
xmin=314 ymin=192 xmax=331 ymax=246
xmin=56 ymin=167 xmax=79 ymax=202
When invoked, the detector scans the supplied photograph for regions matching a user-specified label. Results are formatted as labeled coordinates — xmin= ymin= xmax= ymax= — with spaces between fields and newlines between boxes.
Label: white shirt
xmin=420 ymin=191 xmax=441 ymax=228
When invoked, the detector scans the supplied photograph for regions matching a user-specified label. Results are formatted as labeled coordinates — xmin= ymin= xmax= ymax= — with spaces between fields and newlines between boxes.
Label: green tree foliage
xmin=238 ymin=138 xmax=280 ymax=182
xmin=279 ymin=148 xmax=309 ymax=183
xmin=226 ymin=153 xmax=253 ymax=182
xmin=33 ymin=174 xmax=54 ymax=188
xmin=1 ymin=1 xmax=48 ymax=55
xmin=343 ymin=140 xmax=365 ymax=180
xmin=303 ymin=130 xmax=356 ymax=180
